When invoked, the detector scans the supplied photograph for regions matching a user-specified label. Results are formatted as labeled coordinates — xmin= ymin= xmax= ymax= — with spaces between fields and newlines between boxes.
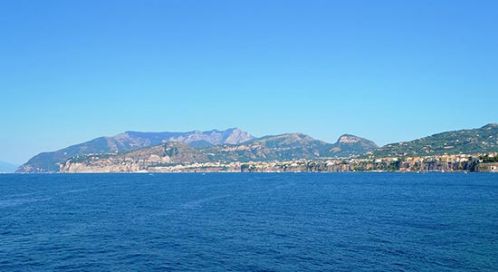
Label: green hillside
xmin=374 ymin=123 xmax=498 ymax=157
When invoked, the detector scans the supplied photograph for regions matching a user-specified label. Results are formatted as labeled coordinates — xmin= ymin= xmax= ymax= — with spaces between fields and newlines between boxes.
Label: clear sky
xmin=1 ymin=0 xmax=497 ymax=164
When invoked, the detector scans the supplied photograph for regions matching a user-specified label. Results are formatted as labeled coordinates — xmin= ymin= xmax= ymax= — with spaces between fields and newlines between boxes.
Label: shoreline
xmin=5 ymin=170 xmax=497 ymax=175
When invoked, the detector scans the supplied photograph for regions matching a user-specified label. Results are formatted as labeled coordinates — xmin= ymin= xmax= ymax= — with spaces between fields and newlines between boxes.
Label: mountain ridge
xmin=58 ymin=132 xmax=378 ymax=173
xmin=17 ymin=128 xmax=255 ymax=173
xmin=17 ymin=123 xmax=498 ymax=173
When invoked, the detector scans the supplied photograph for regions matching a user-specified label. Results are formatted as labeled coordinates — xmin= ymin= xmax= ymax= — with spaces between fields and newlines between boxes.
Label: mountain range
xmin=0 ymin=161 xmax=18 ymax=173
xmin=17 ymin=128 xmax=254 ymax=173
xmin=17 ymin=124 xmax=498 ymax=173
xmin=18 ymin=129 xmax=377 ymax=173
xmin=58 ymin=133 xmax=378 ymax=173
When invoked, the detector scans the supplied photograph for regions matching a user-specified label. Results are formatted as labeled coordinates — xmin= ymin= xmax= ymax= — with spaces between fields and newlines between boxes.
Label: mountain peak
xmin=337 ymin=134 xmax=364 ymax=144
xmin=222 ymin=128 xmax=255 ymax=145
xmin=329 ymin=134 xmax=378 ymax=157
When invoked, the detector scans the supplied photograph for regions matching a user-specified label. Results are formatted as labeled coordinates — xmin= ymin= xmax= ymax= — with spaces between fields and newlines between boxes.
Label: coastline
xmin=9 ymin=169 xmax=497 ymax=174
xmin=54 ymin=153 xmax=498 ymax=174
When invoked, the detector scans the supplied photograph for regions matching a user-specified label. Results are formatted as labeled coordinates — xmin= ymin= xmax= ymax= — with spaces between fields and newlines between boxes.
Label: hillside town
xmin=195 ymin=153 xmax=497 ymax=173
xmin=60 ymin=152 xmax=498 ymax=173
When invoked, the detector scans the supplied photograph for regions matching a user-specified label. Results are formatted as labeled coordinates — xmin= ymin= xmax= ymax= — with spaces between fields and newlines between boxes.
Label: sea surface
xmin=0 ymin=173 xmax=497 ymax=271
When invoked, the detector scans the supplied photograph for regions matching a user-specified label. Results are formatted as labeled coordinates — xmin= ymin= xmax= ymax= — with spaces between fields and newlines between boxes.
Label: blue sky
xmin=1 ymin=0 xmax=497 ymax=164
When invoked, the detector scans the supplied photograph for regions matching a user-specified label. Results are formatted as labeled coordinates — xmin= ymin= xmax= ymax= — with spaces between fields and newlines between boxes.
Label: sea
xmin=0 ymin=173 xmax=497 ymax=271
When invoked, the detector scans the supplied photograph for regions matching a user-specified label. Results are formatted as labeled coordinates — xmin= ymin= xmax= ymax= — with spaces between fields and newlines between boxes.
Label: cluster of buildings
xmin=144 ymin=153 xmax=498 ymax=173
xmin=61 ymin=152 xmax=498 ymax=173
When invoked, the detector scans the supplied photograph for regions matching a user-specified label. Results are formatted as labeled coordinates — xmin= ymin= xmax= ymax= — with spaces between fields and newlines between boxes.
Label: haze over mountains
xmin=0 ymin=161 xmax=18 ymax=173
xmin=16 ymin=124 xmax=498 ymax=173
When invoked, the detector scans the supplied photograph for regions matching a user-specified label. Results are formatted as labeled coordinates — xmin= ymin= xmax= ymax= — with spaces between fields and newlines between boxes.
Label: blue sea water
xmin=0 ymin=173 xmax=497 ymax=271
